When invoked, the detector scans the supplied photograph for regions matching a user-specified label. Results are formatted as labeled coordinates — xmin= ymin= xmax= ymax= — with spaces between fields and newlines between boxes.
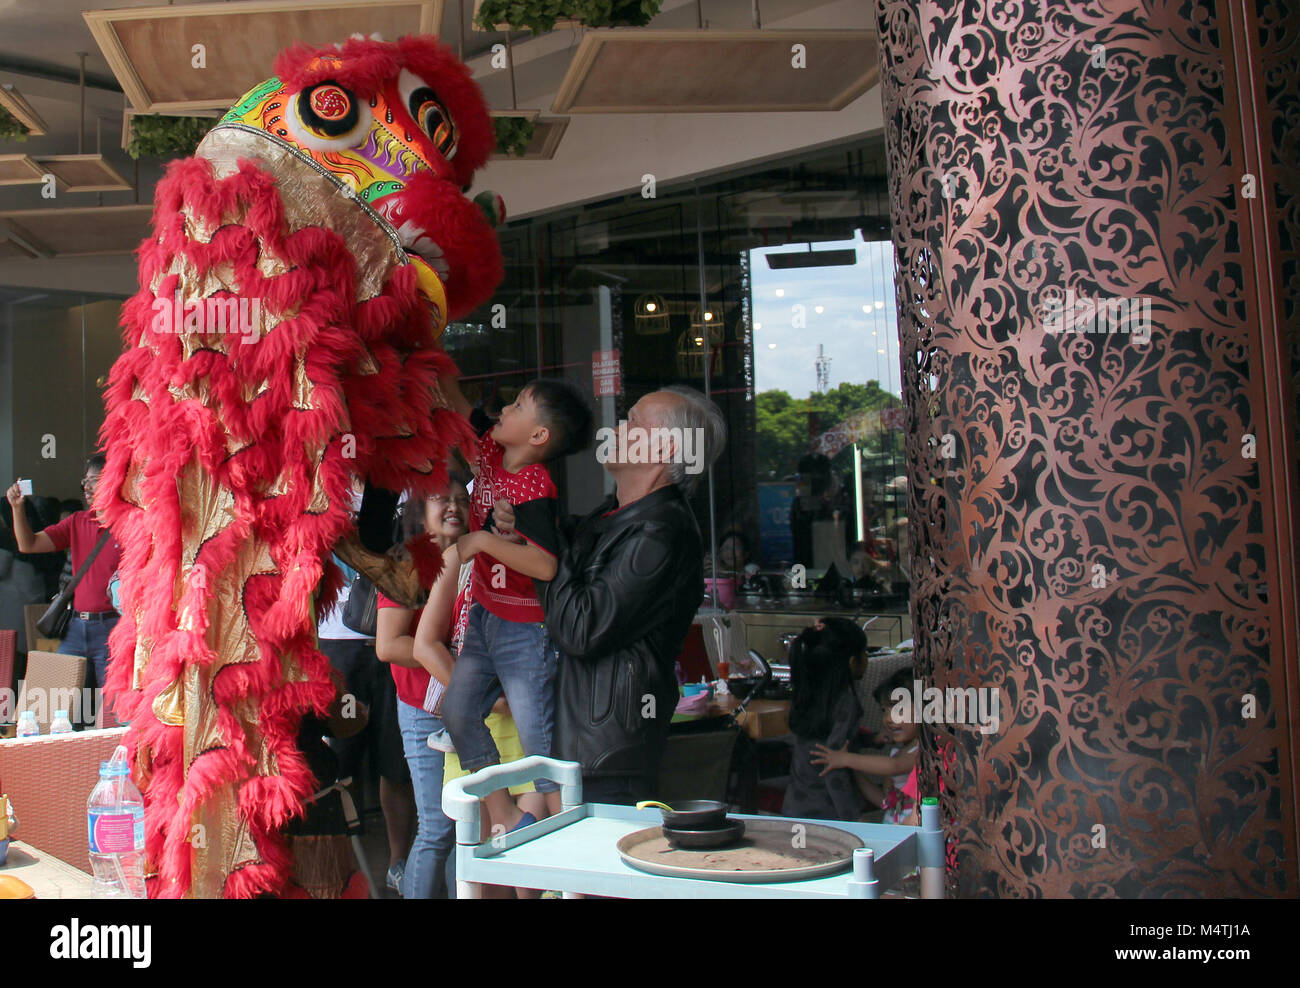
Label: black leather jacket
xmin=540 ymin=485 xmax=703 ymax=786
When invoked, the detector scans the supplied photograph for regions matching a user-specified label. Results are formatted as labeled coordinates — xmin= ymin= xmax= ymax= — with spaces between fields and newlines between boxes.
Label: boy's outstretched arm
xmin=458 ymin=528 xmax=557 ymax=582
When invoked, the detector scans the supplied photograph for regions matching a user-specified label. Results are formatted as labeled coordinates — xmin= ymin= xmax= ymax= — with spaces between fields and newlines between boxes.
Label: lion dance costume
xmin=96 ymin=35 xmax=503 ymax=897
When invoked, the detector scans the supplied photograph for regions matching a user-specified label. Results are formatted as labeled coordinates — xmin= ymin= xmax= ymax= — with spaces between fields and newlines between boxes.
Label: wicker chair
xmin=24 ymin=603 xmax=60 ymax=655
xmin=855 ymin=650 xmax=916 ymax=733
xmin=18 ymin=651 xmax=87 ymax=733
xmin=0 ymin=628 xmax=15 ymax=698
xmin=0 ymin=727 xmax=128 ymax=872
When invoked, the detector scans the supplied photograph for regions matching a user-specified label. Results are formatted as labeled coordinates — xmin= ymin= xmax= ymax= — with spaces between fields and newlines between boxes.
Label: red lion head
xmin=215 ymin=33 xmax=505 ymax=321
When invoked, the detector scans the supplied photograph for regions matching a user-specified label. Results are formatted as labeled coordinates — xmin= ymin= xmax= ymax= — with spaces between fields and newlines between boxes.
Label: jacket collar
xmin=587 ymin=483 xmax=688 ymax=529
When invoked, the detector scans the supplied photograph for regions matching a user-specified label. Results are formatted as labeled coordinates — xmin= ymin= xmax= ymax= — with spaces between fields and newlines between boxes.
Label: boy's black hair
xmin=523 ymin=378 xmax=594 ymax=461
xmin=786 ymin=617 xmax=868 ymax=740
xmin=873 ymin=666 xmax=915 ymax=708
xmin=85 ymin=453 xmax=107 ymax=475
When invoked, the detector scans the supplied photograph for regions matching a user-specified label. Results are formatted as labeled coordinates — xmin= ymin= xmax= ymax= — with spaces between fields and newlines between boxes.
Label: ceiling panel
xmin=0 ymin=84 xmax=51 ymax=137
xmin=85 ymin=0 xmax=443 ymax=113
xmin=0 ymin=236 xmax=43 ymax=260
xmin=0 ymin=204 xmax=153 ymax=256
xmin=553 ymin=29 xmax=877 ymax=113
xmin=0 ymin=155 xmax=46 ymax=186
xmin=37 ymin=154 xmax=133 ymax=193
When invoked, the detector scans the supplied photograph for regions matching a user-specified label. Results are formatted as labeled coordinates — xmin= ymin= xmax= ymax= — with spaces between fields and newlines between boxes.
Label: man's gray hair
xmin=657 ymin=385 xmax=727 ymax=493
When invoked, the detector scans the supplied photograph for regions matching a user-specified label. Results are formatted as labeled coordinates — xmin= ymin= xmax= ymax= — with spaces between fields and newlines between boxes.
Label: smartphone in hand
xmin=17 ymin=479 xmax=32 ymax=496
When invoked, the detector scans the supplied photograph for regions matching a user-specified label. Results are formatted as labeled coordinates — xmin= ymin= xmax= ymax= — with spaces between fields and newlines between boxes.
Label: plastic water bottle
xmin=50 ymin=710 xmax=73 ymax=735
xmin=16 ymin=711 xmax=39 ymax=738
xmin=87 ymin=744 xmax=146 ymax=898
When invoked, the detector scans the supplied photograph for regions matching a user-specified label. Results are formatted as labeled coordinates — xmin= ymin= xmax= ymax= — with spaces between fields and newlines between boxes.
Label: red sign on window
xmin=592 ymin=349 xmax=621 ymax=396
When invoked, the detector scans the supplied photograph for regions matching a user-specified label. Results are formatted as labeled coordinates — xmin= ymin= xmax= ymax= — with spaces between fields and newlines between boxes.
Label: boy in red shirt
xmin=441 ymin=379 xmax=592 ymax=830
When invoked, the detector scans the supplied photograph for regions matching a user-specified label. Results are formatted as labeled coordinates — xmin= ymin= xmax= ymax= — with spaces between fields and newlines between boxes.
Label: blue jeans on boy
xmin=58 ymin=613 xmax=119 ymax=726
xmin=441 ymin=603 xmax=560 ymax=794
xmin=396 ymin=700 xmax=455 ymax=898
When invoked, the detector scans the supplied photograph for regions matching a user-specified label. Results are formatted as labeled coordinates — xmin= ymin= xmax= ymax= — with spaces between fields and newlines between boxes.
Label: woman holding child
xmin=411 ymin=473 xmax=550 ymax=899
xmin=374 ymin=481 xmax=470 ymax=899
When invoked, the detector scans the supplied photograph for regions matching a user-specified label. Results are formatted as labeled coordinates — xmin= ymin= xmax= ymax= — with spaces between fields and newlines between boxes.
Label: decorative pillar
xmin=877 ymin=0 xmax=1300 ymax=895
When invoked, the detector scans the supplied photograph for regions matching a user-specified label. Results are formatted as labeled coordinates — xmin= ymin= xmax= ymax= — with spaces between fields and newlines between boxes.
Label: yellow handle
xmin=635 ymin=800 xmax=674 ymax=813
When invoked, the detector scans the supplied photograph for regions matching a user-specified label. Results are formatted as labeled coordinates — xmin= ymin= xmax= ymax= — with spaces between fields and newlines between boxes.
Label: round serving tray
xmin=616 ymin=819 xmax=863 ymax=883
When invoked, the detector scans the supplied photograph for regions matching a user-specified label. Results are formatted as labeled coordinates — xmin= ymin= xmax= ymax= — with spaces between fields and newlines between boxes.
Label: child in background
xmin=811 ymin=666 xmax=920 ymax=825
xmin=781 ymin=617 xmax=869 ymax=822
xmin=440 ymin=379 xmax=593 ymax=832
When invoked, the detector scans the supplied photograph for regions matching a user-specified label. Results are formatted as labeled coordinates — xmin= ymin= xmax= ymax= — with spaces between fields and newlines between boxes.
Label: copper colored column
xmin=876 ymin=0 xmax=1300 ymax=895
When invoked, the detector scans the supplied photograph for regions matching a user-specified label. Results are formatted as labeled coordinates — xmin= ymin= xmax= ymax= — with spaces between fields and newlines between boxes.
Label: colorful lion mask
xmin=97 ymin=35 xmax=502 ymax=898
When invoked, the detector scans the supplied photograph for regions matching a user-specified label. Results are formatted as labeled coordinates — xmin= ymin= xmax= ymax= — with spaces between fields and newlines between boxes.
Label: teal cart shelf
xmin=443 ymin=756 xmax=946 ymax=899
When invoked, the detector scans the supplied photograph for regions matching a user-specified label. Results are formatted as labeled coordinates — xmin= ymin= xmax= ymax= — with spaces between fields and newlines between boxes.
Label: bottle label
xmin=88 ymin=809 xmax=144 ymax=854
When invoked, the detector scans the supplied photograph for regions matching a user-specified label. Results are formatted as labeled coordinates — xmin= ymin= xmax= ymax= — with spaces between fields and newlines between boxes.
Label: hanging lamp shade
xmin=634 ymin=292 xmax=671 ymax=334
xmin=675 ymin=328 xmax=720 ymax=377
xmin=689 ymin=302 xmax=725 ymax=334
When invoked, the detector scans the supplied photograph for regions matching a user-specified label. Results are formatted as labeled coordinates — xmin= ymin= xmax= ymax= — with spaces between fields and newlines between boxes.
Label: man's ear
xmin=656 ymin=432 xmax=677 ymax=465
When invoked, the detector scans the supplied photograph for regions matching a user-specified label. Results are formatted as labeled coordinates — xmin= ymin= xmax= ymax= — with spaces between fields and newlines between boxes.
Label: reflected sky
xmin=749 ymin=232 xmax=899 ymax=398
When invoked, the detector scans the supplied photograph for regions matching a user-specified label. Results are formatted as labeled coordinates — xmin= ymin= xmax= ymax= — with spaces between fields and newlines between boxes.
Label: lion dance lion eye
xmin=286 ymin=81 xmax=371 ymax=150
xmin=407 ymin=86 xmax=457 ymax=161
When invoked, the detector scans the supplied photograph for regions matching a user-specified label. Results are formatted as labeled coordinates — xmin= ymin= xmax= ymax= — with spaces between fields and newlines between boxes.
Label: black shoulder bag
xmin=340 ymin=574 xmax=378 ymax=637
xmin=37 ymin=530 xmax=112 ymax=639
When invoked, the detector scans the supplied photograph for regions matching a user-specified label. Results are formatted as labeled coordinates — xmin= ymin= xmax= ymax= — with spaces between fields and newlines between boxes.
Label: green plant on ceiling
xmin=475 ymin=0 xmax=663 ymax=35
xmin=493 ymin=116 xmax=536 ymax=157
xmin=0 ymin=105 xmax=29 ymax=141
xmin=126 ymin=114 xmax=216 ymax=160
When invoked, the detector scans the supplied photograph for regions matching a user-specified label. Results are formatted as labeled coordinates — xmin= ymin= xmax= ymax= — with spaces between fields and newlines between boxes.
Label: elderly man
xmin=497 ymin=385 xmax=726 ymax=805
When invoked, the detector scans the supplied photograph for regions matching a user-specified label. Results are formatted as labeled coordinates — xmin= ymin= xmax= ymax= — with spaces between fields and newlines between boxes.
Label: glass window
xmin=442 ymin=137 xmax=907 ymax=614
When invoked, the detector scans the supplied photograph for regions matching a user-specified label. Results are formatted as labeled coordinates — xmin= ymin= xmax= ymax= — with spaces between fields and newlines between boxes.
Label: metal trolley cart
xmin=443 ymin=756 xmax=946 ymax=899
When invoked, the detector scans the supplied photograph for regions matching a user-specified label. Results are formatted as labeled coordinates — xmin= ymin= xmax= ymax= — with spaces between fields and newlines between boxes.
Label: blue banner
xmin=757 ymin=482 xmax=797 ymax=568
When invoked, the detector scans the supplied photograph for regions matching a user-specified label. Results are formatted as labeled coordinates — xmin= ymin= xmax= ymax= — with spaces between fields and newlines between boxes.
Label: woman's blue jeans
xmin=395 ymin=699 xmax=456 ymax=898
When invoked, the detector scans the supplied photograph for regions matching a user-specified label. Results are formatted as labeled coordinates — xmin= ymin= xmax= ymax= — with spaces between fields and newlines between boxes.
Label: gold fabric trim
xmin=169 ymin=463 xmax=285 ymax=896
xmin=291 ymin=356 xmax=315 ymax=410
xmin=197 ymin=127 xmax=405 ymax=304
